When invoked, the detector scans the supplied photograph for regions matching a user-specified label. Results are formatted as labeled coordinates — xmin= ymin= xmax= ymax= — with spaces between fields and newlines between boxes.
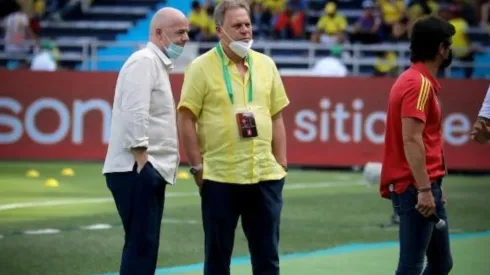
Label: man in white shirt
xmin=471 ymin=85 xmax=490 ymax=144
xmin=102 ymin=7 xmax=189 ymax=275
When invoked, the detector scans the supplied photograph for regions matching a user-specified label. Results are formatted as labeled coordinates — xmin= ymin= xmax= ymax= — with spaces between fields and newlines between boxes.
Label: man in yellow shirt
xmin=177 ymin=0 xmax=289 ymax=274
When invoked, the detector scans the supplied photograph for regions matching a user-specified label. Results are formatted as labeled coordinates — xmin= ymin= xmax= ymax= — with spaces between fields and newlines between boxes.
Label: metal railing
xmin=1 ymin=39 xmax=490 ymax=78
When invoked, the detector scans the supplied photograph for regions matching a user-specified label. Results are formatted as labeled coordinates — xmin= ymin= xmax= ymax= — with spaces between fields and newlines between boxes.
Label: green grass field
xmin=0 ymin=161 xmax=489 ymax=275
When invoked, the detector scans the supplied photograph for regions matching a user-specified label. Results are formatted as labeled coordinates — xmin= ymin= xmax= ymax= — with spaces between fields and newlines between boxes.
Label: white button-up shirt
xmin=478 ymin=85 xmax=490 ymax=119
xmin=103 ymin=42 xmax=180 ymax=184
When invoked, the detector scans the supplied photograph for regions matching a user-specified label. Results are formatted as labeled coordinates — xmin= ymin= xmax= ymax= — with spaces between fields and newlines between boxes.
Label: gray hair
xmin=213 ymin=0 xmax=251 ymax=27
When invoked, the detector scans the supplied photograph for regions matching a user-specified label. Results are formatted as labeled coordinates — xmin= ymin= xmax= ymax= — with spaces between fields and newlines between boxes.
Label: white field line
xmin=0 ymin=181 xmax=364 ymax=212
xmin=7 ymin=218 xmax=201 ymax=238
xmin=80 ymin=223 xmax=113 ymax=230
xmin=24 ymin=228 xmax=61 ymax=235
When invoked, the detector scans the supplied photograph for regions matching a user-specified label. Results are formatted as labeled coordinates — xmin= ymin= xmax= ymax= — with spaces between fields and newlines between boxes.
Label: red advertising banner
xmin=0 ymin=70 xmax=488 ymax=170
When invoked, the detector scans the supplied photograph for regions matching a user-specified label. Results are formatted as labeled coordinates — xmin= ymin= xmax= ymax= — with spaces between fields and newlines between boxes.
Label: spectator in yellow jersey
xmin=406 ymin=0 xmax=439 ymax=27
xmin=189 ymin=1 xmax=209 ymax=40
xmin=310 ymin=2 xmax=347 ymax=45
xmin=377 ymin=0 xmax=406 ymax=40
xmin=378 ymin=0 xmax=405 ymax=26
xmin=177 ymin=0 xmax=289 ymax=274
xmin=448 ymin=7 xmax=474 ymax=78
xmin=374 ymin=51 xmax=398 ymax=77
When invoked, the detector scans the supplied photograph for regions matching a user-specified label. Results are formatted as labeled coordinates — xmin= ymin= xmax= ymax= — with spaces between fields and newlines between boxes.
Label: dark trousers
xmin=201 ymin=178 xmax=285 ymax=275
xmin=391 ymin=179 xmax=453 ymax=275
xmin=105 ymin=162 xmax=167 ymax=275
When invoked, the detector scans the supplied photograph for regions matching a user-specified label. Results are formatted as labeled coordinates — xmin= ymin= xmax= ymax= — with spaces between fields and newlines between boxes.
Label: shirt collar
xmin=216 ymin=41 xmax=250 ymax=67
xmin=147 ymin=42 xmax=173 ymax=69
xmin=411 ymin=62 xmax=441 ymax=92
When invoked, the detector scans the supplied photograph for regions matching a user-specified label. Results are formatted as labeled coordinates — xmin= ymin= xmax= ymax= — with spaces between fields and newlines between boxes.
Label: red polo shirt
xmin=380 ymin=63 xmax=447 ymax=199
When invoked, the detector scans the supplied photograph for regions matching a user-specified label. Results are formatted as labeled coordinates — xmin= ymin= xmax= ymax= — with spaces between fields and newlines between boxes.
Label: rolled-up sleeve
xmin=478 ymin=85 xmax=490 ymax=119
xmin=120 ymin=57 xmax=155 ymax=149
xmin=178 ymin=62 xmax=206 ymax=118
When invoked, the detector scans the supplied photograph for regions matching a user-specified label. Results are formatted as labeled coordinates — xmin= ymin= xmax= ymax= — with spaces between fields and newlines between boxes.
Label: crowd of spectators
xmin=189 ymin=0 xmax=490 ymax=43
xmin=2 ymin=0 xmax=490 ymax=76
xmin=1 ymin=0 xmax=89 ymax=70
xmin=186 ymin=0 xmax=489 ymax=78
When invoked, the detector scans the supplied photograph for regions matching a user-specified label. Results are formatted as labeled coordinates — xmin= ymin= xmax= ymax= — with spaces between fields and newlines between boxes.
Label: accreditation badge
xmin=235 ymin=108 xmax=258 ymax=138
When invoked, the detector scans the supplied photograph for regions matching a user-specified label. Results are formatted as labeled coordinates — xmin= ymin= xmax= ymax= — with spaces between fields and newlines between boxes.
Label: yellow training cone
xmin=44 ymin=178 xmax=59 ymax=188
xmin=177 ymin=171 xmax=190 ymax=180
xmin=61 ymin=168 xmax=75 ymax=176
xmin=26 ymin=169 xmax=40 ymax=178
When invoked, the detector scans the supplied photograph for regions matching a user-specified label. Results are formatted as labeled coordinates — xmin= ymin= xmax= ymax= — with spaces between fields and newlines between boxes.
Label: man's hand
xmin=471 ymin=120 xmax=490 ymax=144
xmin=193 ymin=170 xmax=203 ymax=189
xmin=416 ymin=191 xmax=436 ymax=217
xmin=131 ymin=147 xmax=148 ymax=173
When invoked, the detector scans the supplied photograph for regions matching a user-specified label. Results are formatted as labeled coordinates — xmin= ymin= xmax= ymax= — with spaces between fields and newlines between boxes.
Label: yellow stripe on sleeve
xmin=416 ymin=75 xmax=431 ymax=111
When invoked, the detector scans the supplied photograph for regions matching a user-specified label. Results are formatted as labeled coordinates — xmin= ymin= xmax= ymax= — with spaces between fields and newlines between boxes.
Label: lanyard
xmin=216 ymin=43 xmax=253 ymax=104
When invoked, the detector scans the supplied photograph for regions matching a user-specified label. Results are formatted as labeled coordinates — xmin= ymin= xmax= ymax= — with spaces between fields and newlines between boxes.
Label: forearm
xmin=272 ymin=115 xmax=287 ymax=166
xmin=178 ymin=117 xmax=202 ymax=166
xmin=403 ymin=138 xmax=430 ymax=189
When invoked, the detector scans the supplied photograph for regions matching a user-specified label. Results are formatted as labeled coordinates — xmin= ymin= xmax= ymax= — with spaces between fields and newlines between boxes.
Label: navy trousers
xmin=391 ymin=179 xmax=453 ymax=275
xmin=201 ymin=178 xmax=285 ymax=275
xmin=105 ymin=162 xmax=167 ymax=275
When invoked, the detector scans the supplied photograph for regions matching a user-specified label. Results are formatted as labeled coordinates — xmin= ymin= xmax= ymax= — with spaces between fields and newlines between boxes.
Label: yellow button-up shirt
xmin=178 ymin=46 xmax=289 ymax=184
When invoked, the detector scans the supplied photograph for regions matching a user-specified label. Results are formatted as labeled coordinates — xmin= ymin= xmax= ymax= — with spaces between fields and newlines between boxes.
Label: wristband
xmin=189 ymin=164 xmax=203 ymax=175
xmin=417 ymin=187 xmax=431 ymax=193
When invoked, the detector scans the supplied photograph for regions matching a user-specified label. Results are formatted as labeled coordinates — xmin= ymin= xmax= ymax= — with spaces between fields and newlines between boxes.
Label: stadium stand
xmin=1 ymin=0 xmax=490 ymax=77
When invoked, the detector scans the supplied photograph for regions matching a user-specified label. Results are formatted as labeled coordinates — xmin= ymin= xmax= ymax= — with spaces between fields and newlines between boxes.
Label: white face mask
xmin=222 ymin=29 xmax=253 ymax=58
xmin=229 ymin=40 xmax=253 ymax=58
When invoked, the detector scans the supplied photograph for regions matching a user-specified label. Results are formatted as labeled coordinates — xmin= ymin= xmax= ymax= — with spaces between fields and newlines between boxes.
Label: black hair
xmin=409 ymin=15 xmax=456 ymax=63
xmin=192 ymin=1 xmax=200 ymax=10
xmin=418 ymin=0 xmax=432 ymax=15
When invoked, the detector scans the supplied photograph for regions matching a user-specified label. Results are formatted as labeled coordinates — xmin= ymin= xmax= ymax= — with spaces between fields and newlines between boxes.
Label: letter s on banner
xmin=0 ymin=97 xmax=23 ymax=144
xmin=25 ymin=98 xmax=70 ymax=144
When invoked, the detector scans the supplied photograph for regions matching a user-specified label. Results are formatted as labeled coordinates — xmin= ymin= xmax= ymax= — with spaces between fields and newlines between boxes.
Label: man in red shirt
xmin=380 ymin=15 xmax=455 ymax=275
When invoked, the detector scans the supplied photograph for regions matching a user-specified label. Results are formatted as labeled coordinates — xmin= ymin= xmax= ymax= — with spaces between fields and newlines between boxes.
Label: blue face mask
xmin=166 ymin=43 xmax=184 ymax=59
xmin=162 ymin=30 xmax=184 ymax=59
